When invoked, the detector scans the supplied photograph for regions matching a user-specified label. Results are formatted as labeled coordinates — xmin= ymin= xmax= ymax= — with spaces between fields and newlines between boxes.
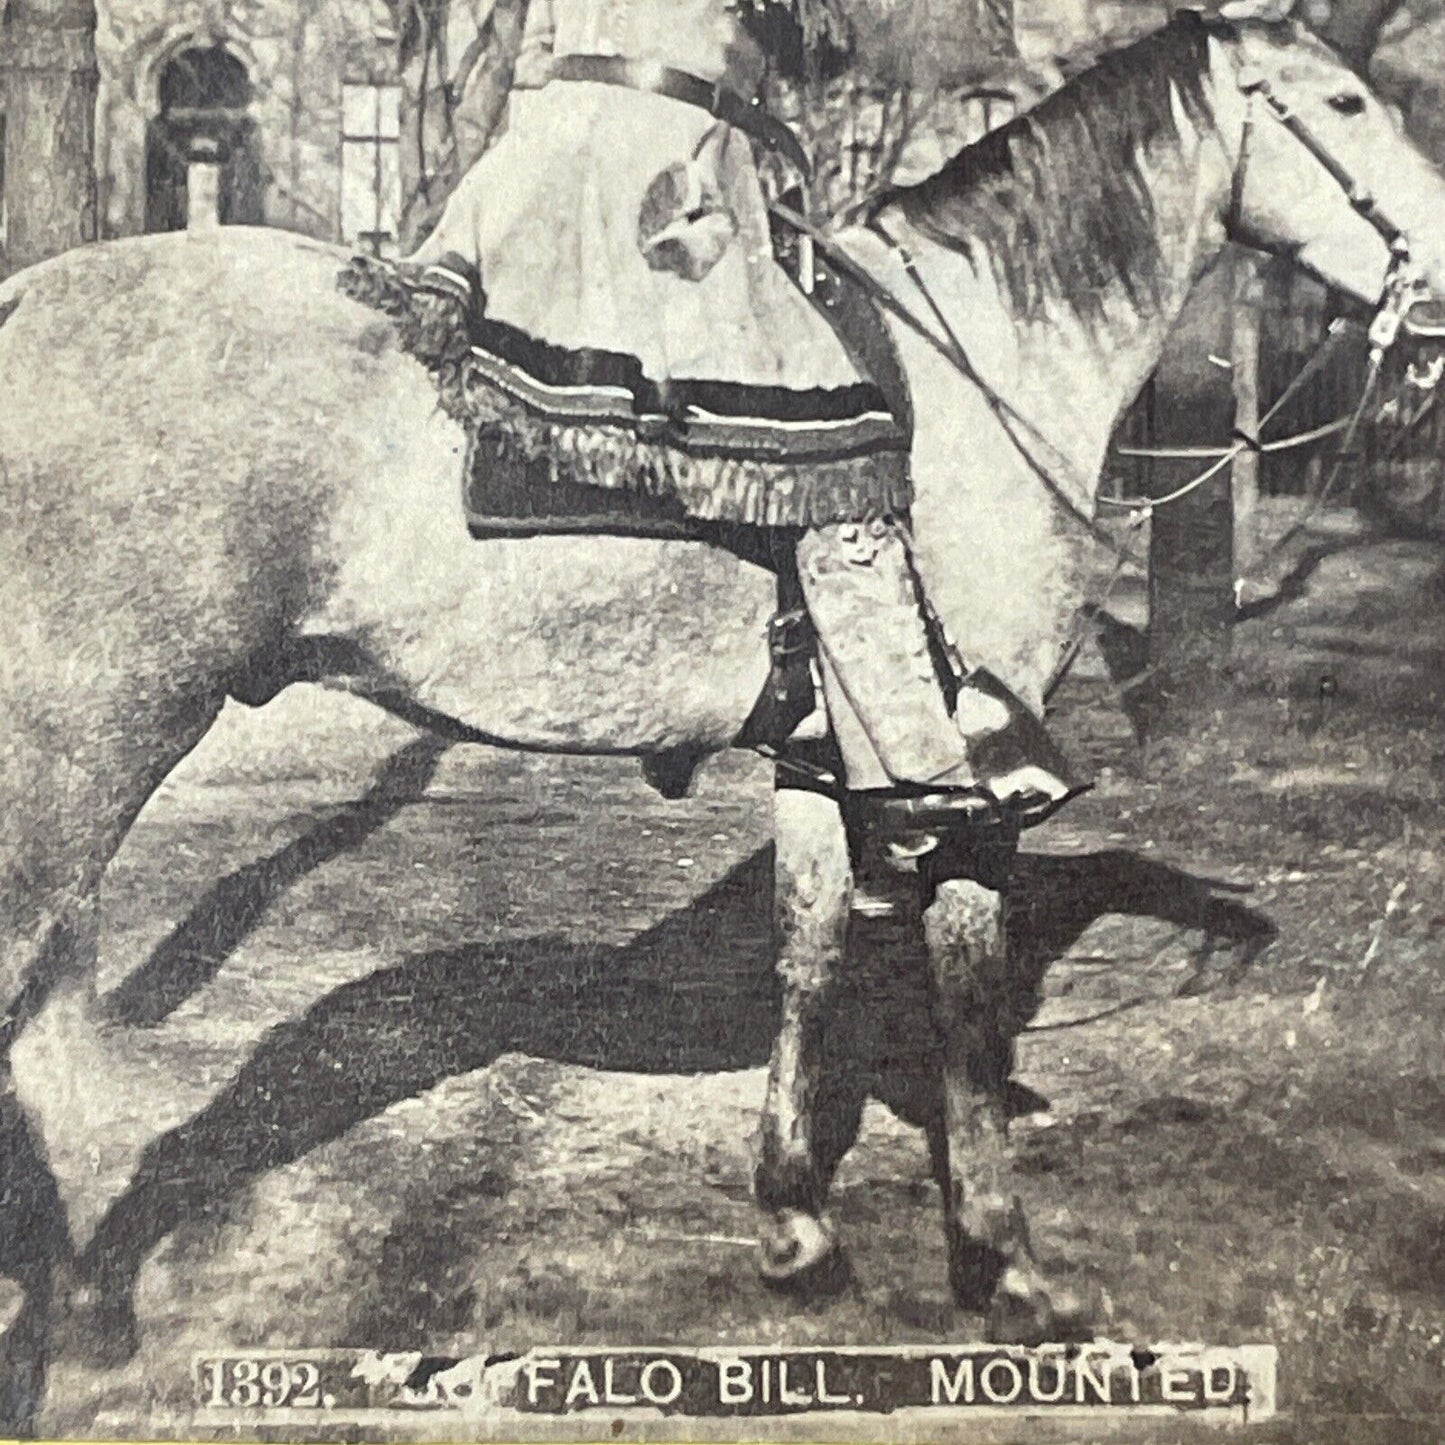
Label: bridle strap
xmin=1223 ymin=43 xmax=1428 ymax=355
xmin=1237 ymin=71 xmax=1406 ymax=247
xmin=1212 ymin=10 xmax=1412 ymax=252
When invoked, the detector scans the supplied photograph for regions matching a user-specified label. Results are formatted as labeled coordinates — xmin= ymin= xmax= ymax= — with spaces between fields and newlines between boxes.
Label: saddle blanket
xmin=338 ymin=232 xmax=912 ymax=540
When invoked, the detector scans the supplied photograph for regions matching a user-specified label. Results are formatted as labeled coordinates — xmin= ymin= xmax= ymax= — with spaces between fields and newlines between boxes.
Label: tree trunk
xmin=397 ymin=0 xmax=530 ymax=251
xmin=1 ymin=0 xmax=98 ymax=275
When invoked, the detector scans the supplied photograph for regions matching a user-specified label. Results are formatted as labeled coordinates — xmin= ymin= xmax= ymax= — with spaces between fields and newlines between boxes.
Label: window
xmin=341 ymin=82 xmax=401 ymax=255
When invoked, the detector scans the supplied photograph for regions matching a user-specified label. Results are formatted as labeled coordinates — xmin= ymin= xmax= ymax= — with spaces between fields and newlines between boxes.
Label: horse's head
xmin=1210 ymin=1 xmax=1445 ymax=307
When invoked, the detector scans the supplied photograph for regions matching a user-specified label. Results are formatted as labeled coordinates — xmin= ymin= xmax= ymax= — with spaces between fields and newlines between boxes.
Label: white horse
xmin=1 ymin=8 xmax=1443 ymax=1404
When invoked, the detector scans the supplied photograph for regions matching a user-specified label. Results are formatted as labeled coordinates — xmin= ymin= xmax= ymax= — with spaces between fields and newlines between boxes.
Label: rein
xmin=1099 ymin=313 xmax=1365 ymax=513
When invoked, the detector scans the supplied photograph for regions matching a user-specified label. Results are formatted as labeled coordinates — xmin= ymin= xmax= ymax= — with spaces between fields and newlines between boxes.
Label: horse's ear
xmin=1173 ymin=1 xmax=1282 ymax=40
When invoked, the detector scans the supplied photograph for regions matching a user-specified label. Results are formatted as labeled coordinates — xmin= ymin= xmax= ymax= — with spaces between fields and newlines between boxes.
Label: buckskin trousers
xmin=796 ymin=518 xmax=981 ymax=793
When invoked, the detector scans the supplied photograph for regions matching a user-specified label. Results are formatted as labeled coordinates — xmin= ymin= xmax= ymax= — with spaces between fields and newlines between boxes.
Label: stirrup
xmin=850 ymin=783 xmax=1015 ymax=837
xmin=850 ymin=780 xmax=1090 ymax=837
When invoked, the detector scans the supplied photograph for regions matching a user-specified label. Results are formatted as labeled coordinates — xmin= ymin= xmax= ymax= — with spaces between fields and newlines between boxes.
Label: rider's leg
xmin=796 ymin=518 xmax=1074 ymax=807
xmin=798 ymin=519 xmax=972 ymax=788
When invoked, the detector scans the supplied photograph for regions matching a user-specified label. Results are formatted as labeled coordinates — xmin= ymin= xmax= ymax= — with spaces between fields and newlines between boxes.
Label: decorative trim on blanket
xmin=338 ymin=255 xmax=911 ymax=528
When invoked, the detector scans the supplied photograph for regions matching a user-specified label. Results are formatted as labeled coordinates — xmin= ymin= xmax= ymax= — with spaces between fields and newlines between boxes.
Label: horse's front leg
xmin=922 ymin=873 xmax=1087 ymax=1342
xmin=753 ymin=782 xmax=864 ymax=1292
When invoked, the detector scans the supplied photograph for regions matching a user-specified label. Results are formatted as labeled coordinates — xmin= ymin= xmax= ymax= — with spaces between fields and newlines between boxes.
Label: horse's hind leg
xmin=0 ymin=842 xmax=98 ymax=1426
xmin=754 ymin=783 xmax=865 ymax=1292
xmin=0 ymin=908 xmax=97 ymax=1433
xmin=922 ymin=871 xmax=1088 ymax=1342
xmin=0 ymin=684 xmax=225 ymax=1388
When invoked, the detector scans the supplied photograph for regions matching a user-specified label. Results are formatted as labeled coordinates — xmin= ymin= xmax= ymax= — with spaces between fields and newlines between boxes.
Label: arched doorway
xmin=145 ymin=45 xmax=264 ymax=232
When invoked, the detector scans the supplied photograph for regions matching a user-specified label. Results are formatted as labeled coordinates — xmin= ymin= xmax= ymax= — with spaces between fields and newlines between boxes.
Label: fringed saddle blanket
xmin=338 ymin=246 xmax=912 ymax=537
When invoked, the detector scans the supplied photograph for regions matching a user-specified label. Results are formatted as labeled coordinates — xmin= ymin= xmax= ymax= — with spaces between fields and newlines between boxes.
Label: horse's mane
xmin=884 ymin=15 xmax=1218 ymax=325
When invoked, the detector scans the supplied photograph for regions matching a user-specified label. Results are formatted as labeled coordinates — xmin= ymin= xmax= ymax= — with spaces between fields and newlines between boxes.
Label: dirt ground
xmin=11 ymin=508 xmax=1445 ymax=1443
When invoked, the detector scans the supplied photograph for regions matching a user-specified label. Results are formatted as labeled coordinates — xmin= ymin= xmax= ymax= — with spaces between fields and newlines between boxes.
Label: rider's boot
xmin=796 ymin=519 xmax=1079 ymax=821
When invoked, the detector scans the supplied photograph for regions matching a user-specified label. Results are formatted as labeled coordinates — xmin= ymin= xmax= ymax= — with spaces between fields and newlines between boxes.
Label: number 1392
xmin=198 ymin=1357 xmax=323 ymax=1409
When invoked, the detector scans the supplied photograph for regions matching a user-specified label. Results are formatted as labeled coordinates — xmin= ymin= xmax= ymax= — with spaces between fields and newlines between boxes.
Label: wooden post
xmin=0 ymin=0 xmax=99 ymax=275
xmin=1231 ymin=251 xmax=1265 ymax=577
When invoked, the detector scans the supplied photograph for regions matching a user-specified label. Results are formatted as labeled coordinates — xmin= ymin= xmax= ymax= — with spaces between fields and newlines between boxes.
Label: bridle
xmin=1068 ymin=31 xmax=1442 ymax=696
xmin=1091 ymin=21 xmax=1443 ymax=519
xmin=1229 ymin=66 xmax=1405 ymax=250
xmin=1091 ymin=26 xmax=1435 ymax=537
xmin=1222 ymin=29 xmax=1431 ymax=360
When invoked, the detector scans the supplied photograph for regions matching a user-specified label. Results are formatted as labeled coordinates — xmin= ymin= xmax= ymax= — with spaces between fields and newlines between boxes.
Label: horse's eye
xmin=1328 ymin=92 xmax=1366 ymax=116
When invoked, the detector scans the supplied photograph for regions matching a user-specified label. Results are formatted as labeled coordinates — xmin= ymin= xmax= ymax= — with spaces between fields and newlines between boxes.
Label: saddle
xmin=338 ymin=233 xmax=915 ymax=770
xmin=442 ymin=227 xmax=919 ymax=787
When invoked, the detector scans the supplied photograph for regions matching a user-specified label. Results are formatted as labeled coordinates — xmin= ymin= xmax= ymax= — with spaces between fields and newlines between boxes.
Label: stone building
xmin=0 ymin=0 xmax=1176 ymax=263
xmin=0 ymin=0 xmax=530 ymax=260
xmin=6 ymin=0 xmax=1438 ymax=260
xmin=85 ymin=0 xmax=403 ymax=251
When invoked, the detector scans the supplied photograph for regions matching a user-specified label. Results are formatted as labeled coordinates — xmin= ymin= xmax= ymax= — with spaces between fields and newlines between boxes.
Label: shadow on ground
xmin=67 ymin=789 xmax=1276 ymax=1362
xmin=102 ymin=735 xmax=452 ymax=1027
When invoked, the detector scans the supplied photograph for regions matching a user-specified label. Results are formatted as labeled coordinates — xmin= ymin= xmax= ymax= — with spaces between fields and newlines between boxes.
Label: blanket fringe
xmin=339 ymin=256 xmax=910 ymax=529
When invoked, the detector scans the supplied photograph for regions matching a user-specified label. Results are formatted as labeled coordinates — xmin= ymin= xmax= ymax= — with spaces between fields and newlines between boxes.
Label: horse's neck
xmin=1005 ymin=132 xmax=1235 ymax=486
xmin=850 ymin=89 xmax=1238 ymax=707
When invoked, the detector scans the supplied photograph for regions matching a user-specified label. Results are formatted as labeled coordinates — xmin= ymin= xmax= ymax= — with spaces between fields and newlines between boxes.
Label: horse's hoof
xmin=758 ymin=1211 xmax=850 ymax=1297
xmin=986 ymin=1265 xmax=1092 ymax=1346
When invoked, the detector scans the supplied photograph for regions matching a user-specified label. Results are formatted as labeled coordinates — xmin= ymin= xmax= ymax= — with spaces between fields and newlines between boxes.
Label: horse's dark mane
xmin=885 ymin=15 xmax=1218 ymax=325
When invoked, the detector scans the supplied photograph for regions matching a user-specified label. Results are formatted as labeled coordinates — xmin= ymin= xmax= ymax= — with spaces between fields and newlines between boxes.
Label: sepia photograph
xmin=0 ymin=0 xmax=1441 ymax=1437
